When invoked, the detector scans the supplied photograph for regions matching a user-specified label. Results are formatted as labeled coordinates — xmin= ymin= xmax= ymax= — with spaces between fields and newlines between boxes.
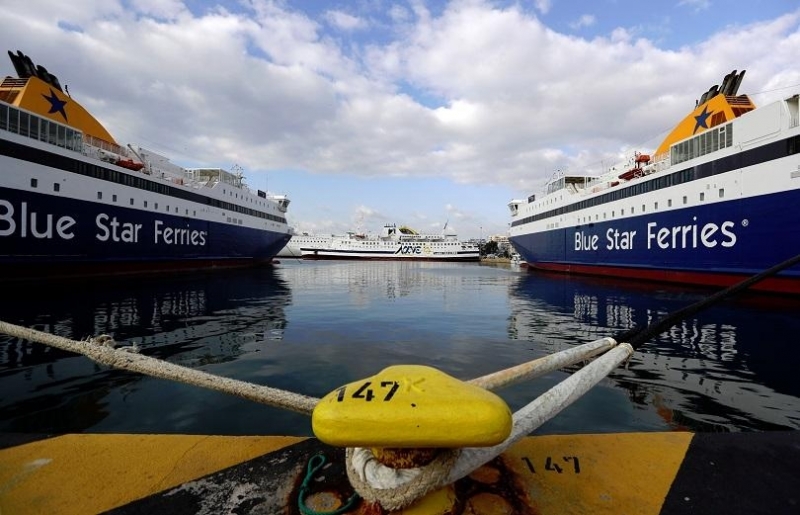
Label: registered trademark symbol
xmin=741 ymin=219 xmax=749 ymax=227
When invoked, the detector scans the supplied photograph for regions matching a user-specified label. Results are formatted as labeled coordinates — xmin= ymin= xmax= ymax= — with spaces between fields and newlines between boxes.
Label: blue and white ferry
xmin=0 ymin=50 xmax=291 ymax=279
xmin=508 ymin=70 xmax=800 ymax=294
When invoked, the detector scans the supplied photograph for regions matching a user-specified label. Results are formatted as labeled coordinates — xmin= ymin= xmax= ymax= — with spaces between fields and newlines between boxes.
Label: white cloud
xmin=324 ymin=10 xmax=367 ymax=31
xmin=569 ymin=14 xmax=596 ymax=30
xmin=532 ymin=0 xmax=552 ymax=15
xmin=678 ymin=0 xmax=712 ymax=12
xmin=1 ymin=1 xmax=798 ymax=236
xmin=131 ymin=0 xmax=187 ymax=20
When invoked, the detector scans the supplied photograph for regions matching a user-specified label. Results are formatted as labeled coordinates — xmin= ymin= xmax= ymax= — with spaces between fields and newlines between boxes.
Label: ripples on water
xmin=2 ymin=261 xmax=799 ymax=437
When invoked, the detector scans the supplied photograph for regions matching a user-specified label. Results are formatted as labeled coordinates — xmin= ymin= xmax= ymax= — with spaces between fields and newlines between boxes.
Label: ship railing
xmin=83 ymin=134 xmax=129 ymax=158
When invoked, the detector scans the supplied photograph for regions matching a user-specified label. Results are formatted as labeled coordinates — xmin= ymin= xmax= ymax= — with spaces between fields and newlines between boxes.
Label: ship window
xmin=155 ymin=203 xmax=158 ymax=209
xmin=683 ymin=196 xmax=688 ymax=204
xmin=654 ymin=202 xmax=659 ymax=210
xmin=53 ymin=183 xmax=60 ymax=192
xmin=38 ymin=119 xmax=47 ymax=141
xmin=719 ymin=188 xmax=725 ymax=198
xmin=130 ymin=198 xmax=134 ymax=205
xmin=19 ymin=111 xmax=30 ymax=138
xmin=166 ymin=205 xmax=169 ymax=211
xmin=668 ymin=199 xmax=672 ymax=207
xmin=7 ymin=107 xmax=18 ymax=133
xmin=30 ymin=178 xmax=38 ymax=188
xmin=57 ymin=124 xmax=67 ymax=148
xmin=97 ymin=191 xmax=102 ymax=199
xmin=144 ymin=201 xmax=148 ymax=208
xmin=0 ymin=103 xmax=7 ymax=130
xmin=641 ymin=204 xmax=645 ymax=212
xmin=185 ymin=209 xmax=188 ymax=215
xmin=48 ymin=121 xmax=58 ymax=145
xmin=175 ymin=207 xmax=178 ymax=213
xmin=112 ymin=194 xmax=117 ymax=202
xmin=700 ymin=192 xmax=705 ymax=201
xmin=193 ymin=211 xmax=196 ymax=216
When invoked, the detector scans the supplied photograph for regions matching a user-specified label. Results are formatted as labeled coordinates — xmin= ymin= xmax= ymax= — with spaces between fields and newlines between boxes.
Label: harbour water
xmin=2 ymin=261 xmax=800 ymax=437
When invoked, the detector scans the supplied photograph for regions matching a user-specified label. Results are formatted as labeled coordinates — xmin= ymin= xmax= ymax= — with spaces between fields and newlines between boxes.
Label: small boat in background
xmin=301 ymin=223 xmax=480 ymax=261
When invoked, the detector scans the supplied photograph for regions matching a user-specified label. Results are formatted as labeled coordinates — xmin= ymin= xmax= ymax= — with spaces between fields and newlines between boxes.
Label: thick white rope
xmin=448 ymin=343 xmax=634 ymax=482
xmin=343 ymin=342 xmax=634 ymax=510
xmin=0 ymin=320 xmax=318 ymax=415
xmin=470 ymin=337 xmax=617 ymax=390
xmin=345 ymin=447 xmax=459 ymax=511
xmin=0 ymin=320 xmax=629 ymax=509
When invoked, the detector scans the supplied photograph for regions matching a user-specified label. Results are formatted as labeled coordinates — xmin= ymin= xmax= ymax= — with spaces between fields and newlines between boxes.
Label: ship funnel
xmin=730 ymin=70 xmax=746 ymax=96
xmin=719 ymin=70 xmax=736 ymax=96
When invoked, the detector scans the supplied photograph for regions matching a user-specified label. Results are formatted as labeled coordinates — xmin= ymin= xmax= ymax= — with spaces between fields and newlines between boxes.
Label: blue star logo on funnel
xmin=42 ymin=88 xmax=68 ymax=121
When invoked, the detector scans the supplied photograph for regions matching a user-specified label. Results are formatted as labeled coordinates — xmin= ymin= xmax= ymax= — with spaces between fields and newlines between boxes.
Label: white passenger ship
xmin=277 ymin=232 xmax=335 ymax=258
xmin=508 ymin=70 xmax=800 ymax=294
xmin=301 ymin=223 xmax=480 ymax=261
xmin=1 ymin=50 xmax=291 ymax=279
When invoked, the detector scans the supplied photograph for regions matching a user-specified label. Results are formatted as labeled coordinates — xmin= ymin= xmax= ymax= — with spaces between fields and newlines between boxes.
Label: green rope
xmin=298 ymin=453 xmax=361 ymax=515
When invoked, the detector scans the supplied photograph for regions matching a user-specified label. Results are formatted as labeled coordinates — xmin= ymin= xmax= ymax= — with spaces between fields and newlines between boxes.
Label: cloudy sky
xmin=2 ymin=1 xmax=798 ymax=239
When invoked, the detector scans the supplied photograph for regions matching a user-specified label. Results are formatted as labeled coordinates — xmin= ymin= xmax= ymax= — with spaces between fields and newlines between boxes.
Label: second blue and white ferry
xmin=1 ymin=50 xmax=291 ymax=279
xmin=508 ymin=70 xmax=800 ymax=294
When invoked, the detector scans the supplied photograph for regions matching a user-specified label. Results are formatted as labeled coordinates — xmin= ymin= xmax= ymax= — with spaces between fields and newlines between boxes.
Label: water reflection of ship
xmin=508 ymin=272 xmax=800 ymax=432
xmin=279 ymin=261 xmax=480 ymax=305
xmin=0 ymin=268 xmax=291 ymax=433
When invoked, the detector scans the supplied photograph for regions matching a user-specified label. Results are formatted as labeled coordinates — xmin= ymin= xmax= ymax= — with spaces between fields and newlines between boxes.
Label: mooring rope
xmin=0 ymin=321 xmax=318 ymax=415
xmin=615 ymin=251 xmax=800 ymax=349
xmin=344 ymin=344 xmax=634 ymax=509
xmin=2 ymin=251 xmax=799 ymax=511
xmin=340 ymin=252 xmax=800 ymax=510
xmin=469 ymin=336 xmax=617 ymax=390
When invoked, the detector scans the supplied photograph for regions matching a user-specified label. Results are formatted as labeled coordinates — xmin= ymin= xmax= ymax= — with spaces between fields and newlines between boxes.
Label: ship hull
xmin=507 ymin=75 xmax=800 ymax=295
xmin=301 ymin=248 xmax=480 ymax=261
xmin=0 ymin=185 xmax=290 ymax=279
xmin=301 ymin=254 xmax=481 ymax=262
xmin=510 ymin=185 xmax=800 ymax=294
xmin=0 ymin=144 xmax=290 ymax=280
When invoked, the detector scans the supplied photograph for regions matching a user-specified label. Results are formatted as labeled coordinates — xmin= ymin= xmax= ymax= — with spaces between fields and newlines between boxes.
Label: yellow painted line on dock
xmin=0 ymin=434 xmax=305 ymax=515
xmin=0 ymin=432 xmax=696 ymax=514
xmin=503 ymin=432 xmax=694 ymax=515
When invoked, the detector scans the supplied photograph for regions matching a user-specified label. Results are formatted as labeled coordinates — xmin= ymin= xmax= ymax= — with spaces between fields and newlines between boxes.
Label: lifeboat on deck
xmin=116 ymin=159 xmax=145 ymax=171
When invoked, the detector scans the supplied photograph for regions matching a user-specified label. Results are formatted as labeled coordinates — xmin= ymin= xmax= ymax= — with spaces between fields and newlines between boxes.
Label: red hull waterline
xmin=529 ymin=262 xmax=800 ymax=295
